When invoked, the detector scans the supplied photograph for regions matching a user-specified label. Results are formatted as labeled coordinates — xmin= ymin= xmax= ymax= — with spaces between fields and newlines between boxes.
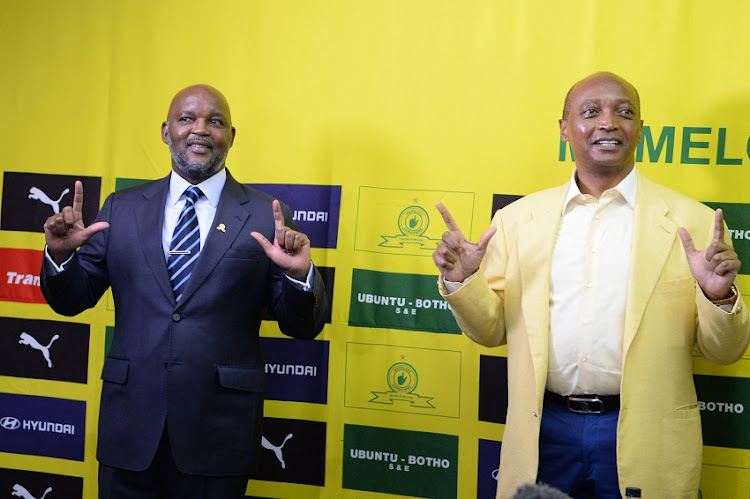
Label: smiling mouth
xmin=188 ymin=142 xmax=212 ymax=152
xmin=594 ymin=140 xmax=621 ymax=146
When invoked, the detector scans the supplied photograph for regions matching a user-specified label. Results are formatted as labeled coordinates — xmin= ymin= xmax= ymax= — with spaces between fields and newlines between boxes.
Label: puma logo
xmin=19 ymin=332 xmax=59 ymax=368
xmin=261 ymin=433 xmax=293 ymax=469
xmin=11 ymin=484 xmax=53 ymax=499
xmin=28 ymin=186 xmax=70 ymax=214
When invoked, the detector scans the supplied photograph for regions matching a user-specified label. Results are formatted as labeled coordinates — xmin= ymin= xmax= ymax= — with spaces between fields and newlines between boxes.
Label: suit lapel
xmin=136 ymin=176 xmax=176 ymax=305
xmin=176 ymin=172 xmax=251 ymax=307
xmin=623 ymin=174 xmax=677 ymax=353
xmin=517 ymin=185 xmax=568 ymax=393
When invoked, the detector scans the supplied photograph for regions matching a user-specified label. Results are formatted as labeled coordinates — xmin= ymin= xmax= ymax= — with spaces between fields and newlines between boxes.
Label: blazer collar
xmin=136 ymin=176 xmax=175 ymax=304
xmin=516 ymin=183 xmax=569 ymax=393
xmin=622 ymin=172 xmax=677 ymax=352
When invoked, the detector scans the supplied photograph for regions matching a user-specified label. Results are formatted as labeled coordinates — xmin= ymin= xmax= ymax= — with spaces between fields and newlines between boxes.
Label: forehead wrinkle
xmin=579 ymin=97 xmax=635 ymax=107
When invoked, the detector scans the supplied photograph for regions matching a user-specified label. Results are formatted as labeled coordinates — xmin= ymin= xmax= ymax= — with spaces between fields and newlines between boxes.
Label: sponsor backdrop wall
xmin=1 ymin=1 xmax=749 ymax=498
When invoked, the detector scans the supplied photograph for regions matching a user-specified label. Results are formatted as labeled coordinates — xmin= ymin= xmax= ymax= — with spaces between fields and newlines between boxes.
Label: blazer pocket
xmin=675 ymin=403 xmax=700 ymax=420
xmin=654 ymin=276 xmax=694 ymax=295
xmin=217 ymin=366 xmax=264 ymax=392
xmin=224 ymin=247 xmax=265 ymax=261
xmin=101 ymin=357 xmax=129 ymax=384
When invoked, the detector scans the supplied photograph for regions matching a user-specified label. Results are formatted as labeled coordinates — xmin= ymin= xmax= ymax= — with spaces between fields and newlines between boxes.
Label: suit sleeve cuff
xmin=44 ymin=245 xmax=75 ymax=275
xmin=285 ymin=263 xmax=315 ymax=292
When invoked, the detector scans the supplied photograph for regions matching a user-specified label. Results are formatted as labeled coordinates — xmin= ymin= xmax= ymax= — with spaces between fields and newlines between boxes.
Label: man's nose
xmin=597 ymin=110 xmax=617 ymax=130
xmin=191 ymin=118 xmax=210 ymax=134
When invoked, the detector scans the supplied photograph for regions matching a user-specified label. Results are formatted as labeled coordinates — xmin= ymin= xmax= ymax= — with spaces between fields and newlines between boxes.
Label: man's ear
xmin=161 ymin=122 xmax=170 ymax=145
xmin=559 ymin=119 xmax=569 ymax=142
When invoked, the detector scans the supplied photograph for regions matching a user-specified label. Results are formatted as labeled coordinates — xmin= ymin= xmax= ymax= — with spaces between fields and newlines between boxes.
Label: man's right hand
xmin=432 ymin=201 xmax=496 ymax=283
xmin=43 ymin=180 xmax=110 ymax=266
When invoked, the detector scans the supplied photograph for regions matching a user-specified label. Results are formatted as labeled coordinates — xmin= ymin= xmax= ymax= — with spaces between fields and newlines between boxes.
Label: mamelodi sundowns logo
xmin=349 ymin=269 xmax=460 ymax=334
xmin=704 ymin=202 xmax=750 ymax=276
xmin=354 ymin=186 xmax=474 ymax=256
xmin=694 ymin=374 xmax=750 ymax=449
xmin=0 ymin=248 xmax=45 ymax=304
xmin=344 ymin=343 xmax=461 ymax=418
xmin=343 ymin=424 xmax=458 ymax=498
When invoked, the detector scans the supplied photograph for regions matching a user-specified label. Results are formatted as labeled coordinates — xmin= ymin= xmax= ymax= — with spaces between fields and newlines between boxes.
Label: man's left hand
xmin=679 ymin=209 xmax=739 ymax=301
xmin=251 ymin=200 xmax=311 ymax=281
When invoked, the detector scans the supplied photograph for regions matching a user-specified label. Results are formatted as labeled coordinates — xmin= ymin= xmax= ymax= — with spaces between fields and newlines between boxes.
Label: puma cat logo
xmin=28 ymin=186 xmax=70 ymax=214
xmin=19 ymin=332 xmax=59 ymax=368
xmin=261 ymin=433 xmax=293 ymax=469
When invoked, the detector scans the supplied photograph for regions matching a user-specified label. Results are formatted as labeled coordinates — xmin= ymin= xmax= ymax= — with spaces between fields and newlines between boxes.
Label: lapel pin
xmin=216 ymin=223 xmax=226 ymax=233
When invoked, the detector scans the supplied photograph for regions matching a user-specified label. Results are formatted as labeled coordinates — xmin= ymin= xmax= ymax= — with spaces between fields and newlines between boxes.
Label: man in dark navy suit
xmin=40 ymin=84 xmax=327 ymax=498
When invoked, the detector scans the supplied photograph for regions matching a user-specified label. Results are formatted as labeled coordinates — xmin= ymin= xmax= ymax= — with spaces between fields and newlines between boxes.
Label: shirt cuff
xmin=44 ymin=246 xmax=74 ymax=275
xmin=443 ymin=272 xmax=476 ymax=294
xmin=285 ymin=263 xmax=315 ymax=292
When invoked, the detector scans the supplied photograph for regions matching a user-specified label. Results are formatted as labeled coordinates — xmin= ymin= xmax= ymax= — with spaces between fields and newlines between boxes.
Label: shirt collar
xmin=168 ymin=167 xmax=227 ymax=208
xmin=562 ymin=167 xmax=638 ymax=214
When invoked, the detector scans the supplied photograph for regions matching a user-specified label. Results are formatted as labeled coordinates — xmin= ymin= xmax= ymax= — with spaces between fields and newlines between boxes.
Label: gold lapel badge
xmin=216 ymin=223 xmax=226 ymax=233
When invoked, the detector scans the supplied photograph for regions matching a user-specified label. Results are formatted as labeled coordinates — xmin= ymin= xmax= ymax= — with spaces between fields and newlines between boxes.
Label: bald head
xmin=166 ymin=84 xmax=233 ymax=125
xmin=562 ymin=72 xmax=640 ymax=119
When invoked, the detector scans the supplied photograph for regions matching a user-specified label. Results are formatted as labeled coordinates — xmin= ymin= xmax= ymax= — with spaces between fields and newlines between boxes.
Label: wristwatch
xmin=711 ymin=285 xmax=738 ymax=306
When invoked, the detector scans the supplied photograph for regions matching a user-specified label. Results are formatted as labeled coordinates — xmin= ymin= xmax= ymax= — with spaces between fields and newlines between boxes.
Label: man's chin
xmin=175 ymin=162 xmax=223 ymax=182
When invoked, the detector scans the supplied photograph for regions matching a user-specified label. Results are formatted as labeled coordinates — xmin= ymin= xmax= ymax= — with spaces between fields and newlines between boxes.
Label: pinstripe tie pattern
xmin=168 ymin=186 xmax=203 ymax=301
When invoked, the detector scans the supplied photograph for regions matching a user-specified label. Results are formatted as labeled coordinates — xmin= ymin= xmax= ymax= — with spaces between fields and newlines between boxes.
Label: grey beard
xmin=167 ymin=135 xmax=228 ymax=181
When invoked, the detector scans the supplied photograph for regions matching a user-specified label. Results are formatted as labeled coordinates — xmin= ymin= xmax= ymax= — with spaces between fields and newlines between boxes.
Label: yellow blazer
xmin=441 ymin=172 xmax=750 ymax=499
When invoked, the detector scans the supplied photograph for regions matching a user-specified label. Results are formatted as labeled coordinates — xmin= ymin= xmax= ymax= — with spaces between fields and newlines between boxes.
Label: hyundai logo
xmin=1 ymin=416 xmax=21 ymax=430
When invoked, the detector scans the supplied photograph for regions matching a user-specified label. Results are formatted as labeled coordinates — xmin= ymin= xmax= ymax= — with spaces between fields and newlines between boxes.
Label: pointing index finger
xmin=272 ymin=200 xmax=284 ymax=230
xmin=72 ymin=180 xmax=84 ymax=217
xmin=713 ymin=209 xmax=725 ymax=243
xmin=436 ymin=201 xmax=465 ymax=238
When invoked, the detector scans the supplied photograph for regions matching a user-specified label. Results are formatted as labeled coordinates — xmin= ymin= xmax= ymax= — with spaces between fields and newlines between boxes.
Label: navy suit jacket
xmin=41 ymin=170 xmax=327 ymax=476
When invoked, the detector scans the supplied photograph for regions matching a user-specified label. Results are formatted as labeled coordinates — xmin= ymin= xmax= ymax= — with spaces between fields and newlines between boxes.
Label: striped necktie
xmin=168 ymin=186 xmax=203 ymax=301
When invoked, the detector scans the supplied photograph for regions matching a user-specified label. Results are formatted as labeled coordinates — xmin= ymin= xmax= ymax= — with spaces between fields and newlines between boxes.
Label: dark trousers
xmin=98 ymin=426 xmax=249 ymax=499
xmin=537 ymin=400 xmax=620 ymax=499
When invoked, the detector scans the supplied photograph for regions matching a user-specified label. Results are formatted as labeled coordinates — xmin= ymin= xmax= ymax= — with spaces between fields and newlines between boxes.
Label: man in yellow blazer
xmin=433 ymin=72 xmax=750 ymax=498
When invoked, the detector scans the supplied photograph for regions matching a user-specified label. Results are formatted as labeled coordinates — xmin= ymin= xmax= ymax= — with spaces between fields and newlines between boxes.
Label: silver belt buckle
xmin=567 ymin=396 xmax=605 ymax=414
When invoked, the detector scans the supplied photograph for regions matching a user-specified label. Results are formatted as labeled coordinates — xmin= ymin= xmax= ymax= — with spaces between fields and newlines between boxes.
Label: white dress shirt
xmin=546 ymin=169 xmax=636 ymax=396
xmin=163 ymin=169 xmax=226 ymax=259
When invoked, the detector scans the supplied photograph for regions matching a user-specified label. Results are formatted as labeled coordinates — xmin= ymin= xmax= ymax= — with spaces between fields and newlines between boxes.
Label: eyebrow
xmin=580 ymin=98 xmax=634 ymax=107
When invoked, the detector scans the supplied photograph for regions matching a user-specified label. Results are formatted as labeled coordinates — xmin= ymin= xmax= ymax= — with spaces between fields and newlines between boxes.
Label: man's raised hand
xmin=43 ymin=181 xmax=110 ymax=265
xmin=251 ymin=200 xmax=311 ymax=281
xmin=432 ymin=201 xmax=497 ymax=283
xmin=678 ymin=209 xmax=739 ymax=302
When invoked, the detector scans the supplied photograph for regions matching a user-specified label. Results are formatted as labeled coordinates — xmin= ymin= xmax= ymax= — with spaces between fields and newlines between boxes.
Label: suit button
xmin=172 ymin=313 xmax=180 ymax=322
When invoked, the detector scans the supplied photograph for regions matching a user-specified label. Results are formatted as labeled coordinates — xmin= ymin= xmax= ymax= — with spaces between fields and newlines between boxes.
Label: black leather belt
xmin=544 ymin=390 xmax=620 ymax=414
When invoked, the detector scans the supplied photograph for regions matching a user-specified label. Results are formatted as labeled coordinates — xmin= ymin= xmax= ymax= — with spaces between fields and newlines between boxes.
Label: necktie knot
xmin=184 ymin=186 xmax=203 ymax=205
